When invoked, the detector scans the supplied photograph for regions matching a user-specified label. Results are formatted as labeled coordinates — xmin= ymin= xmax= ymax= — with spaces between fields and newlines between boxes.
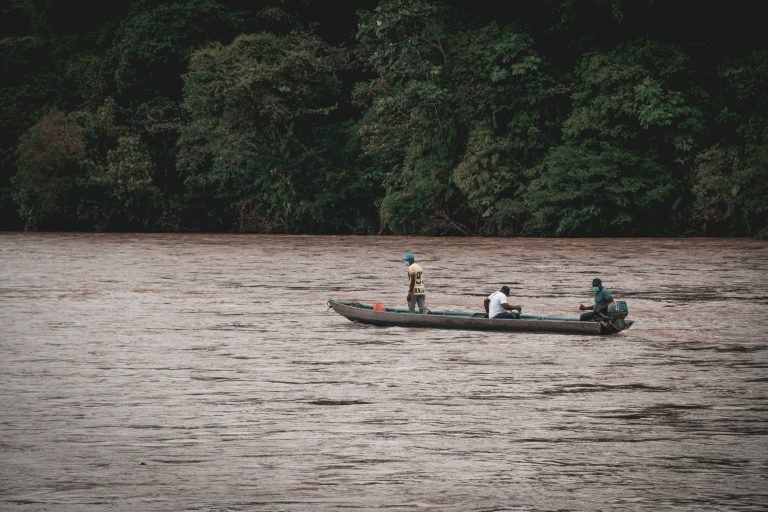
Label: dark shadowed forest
xmin=1 ymin=0 xmax=766 ymax=236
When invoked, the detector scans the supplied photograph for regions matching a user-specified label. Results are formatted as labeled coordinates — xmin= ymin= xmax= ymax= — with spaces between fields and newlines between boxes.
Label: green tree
xmin=5 ymin=0 xmax=766 ymax=236
xmin=110 ymin=0 xmax=244 ymax=102
xmin=710 ymin=50 xmax=768 ymax=147
xmin=13 ymin=99 xmax=162 ymax=230
xmin=81 ymin=133 xmax=163 ymax=230
xmin=527 ymin=40 xmax=705 ymax=235
xmin=451 ymin=124 xmax=528 ymax=235
xmin=354 ymin=0 xmax=462 ymax=234
xmin=12 ymin=109 xmax=87 ymax=229
xmin=108 ymin=0 xmax=247 ymax=213
xmin=0 ymin=1 xmax=126 ymax=229
xmin=563 ymin=40 xmax=703 ymax=158
xmin=449 ymin=23 xmax=558 ymax=235
xmin=527 ymin=144 xmax=677 ymax=235
xmin=691 ymin=144 xmax=768 ymax=238
xmin=0 ymin=34 xmax=57 ymax=228
xmin=691 ymin=50 xmax=768 ymax=237
xmin=178 ymin=31 xmax=360 ymax=232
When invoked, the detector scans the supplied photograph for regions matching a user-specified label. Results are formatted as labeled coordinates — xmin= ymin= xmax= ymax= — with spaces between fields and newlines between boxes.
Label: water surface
xmin=1 ymin=233 xmax=766 ymax=511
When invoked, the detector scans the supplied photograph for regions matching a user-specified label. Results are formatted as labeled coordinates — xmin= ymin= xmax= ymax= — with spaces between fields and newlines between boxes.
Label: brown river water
xmin=1 ymin=233 xmax=767 ymax=511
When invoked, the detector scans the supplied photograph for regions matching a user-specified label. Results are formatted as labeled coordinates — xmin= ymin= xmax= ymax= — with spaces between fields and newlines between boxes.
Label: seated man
xmin=484 ymin=285 xmax=522 ymax=319
xmin=579 ymin=277 xmax=614 ymax=321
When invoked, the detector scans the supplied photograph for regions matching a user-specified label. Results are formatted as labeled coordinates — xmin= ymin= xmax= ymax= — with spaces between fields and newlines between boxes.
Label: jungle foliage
xmin=2 ymin=0 xmax=766 ymax=236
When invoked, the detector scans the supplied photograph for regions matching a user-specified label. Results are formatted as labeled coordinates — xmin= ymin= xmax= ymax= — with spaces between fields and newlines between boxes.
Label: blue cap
xmin=403 ymin=252 xmax=415 ymax=261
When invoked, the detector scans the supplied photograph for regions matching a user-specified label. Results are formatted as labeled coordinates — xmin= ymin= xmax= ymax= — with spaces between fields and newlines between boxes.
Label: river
xmin=1 ymin=233 xmax=766 ymax=511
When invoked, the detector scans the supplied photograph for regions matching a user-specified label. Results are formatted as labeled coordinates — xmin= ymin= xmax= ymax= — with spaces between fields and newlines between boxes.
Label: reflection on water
xmin=1 ymin=233 xmax=767 ymax=511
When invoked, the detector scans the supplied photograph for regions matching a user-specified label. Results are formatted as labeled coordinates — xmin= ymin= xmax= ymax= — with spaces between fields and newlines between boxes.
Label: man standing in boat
xmin=403 ymin=252 xmax=427 ymax=314
xmin=484 ymin=286 xmax=522 ymax=319
xmin=579 ymin=277 xmax=614 ymax=321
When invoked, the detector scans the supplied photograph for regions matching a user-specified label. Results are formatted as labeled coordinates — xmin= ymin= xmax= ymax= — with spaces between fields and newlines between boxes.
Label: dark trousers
xmin=580 ymin=311 xmax=601 ymax=321
xmin=408 ymin=294 xmax=427 ymax=314
xmin=493 ymin=311 xmax=520 ymax=319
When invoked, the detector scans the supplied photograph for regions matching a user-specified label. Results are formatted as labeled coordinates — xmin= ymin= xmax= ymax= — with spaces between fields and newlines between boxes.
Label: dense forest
xmin=1 ymin=0 xmax=766 ymax=236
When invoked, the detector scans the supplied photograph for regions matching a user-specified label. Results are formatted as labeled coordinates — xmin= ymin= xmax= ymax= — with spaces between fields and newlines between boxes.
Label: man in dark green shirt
xmin=579 ymin=277 xmax=614 ymax=321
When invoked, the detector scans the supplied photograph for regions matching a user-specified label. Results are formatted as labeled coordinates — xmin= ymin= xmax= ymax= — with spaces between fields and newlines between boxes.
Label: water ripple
xmin=0 ymin=233 xmax=766 ymax=511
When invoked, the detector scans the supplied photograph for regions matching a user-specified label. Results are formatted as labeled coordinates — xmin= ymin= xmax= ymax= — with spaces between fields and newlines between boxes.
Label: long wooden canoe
xmin=327 ymin=299 xmax=633 ymax=335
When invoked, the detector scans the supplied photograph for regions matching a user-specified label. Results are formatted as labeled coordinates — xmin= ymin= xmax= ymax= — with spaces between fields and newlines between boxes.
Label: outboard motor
xmin=607 ymin=300 xmax=628 ymax=319
xmin=600 ymin=300 xmax=630 ymax=332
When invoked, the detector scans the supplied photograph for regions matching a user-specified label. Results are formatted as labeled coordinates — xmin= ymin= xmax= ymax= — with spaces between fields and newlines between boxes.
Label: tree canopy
xmin=2 ymin=0 xmax=766 ymax=236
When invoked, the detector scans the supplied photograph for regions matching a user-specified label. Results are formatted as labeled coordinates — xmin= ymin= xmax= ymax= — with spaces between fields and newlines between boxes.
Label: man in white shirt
xmin=484 ymin=286 xmax=522 ymax=319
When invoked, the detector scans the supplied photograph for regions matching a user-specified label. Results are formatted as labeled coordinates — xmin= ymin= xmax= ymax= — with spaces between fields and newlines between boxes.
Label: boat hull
xmin=328 ymin=300 xmax=632 ymax=335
